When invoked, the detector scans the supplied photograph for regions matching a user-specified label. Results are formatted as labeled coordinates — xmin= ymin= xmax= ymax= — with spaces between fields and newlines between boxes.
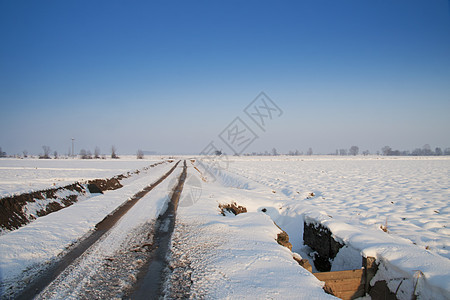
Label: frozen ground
xmin=0 ymin=156 xmax=449 ymax=299
xmin=0 ymin=156 xmax=163 ymax=197
xmin=225 ymin=156 xmax=450 ymax=260
xmin=187 ymin=156 xmax=449 ymax=299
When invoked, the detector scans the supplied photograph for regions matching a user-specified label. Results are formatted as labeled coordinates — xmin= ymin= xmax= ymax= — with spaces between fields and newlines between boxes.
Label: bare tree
xmin=23 ymin=150 xmax=28 ymax=158
xmin=382 ymin=146 xmax=392 ymax=156
xmin=53 ymin=151 xmax=58 ymax=159
xmin=272 ymin=148 xmax=278 ymax=156
xmin=362 ymin=150 xmax=370 ymax=156
xmin=435 ymin=147 xmax=442 ymax=156
xmin=411 ymin=148 xmax=422 ymax=156
xmin=0 ymin=147 xmax=6 ymax=157
xmin=41 ymin=145 xmax=51 ymax=159
xmin=94 ymin=147 xmax=101 ymax=159
xmin=349 ymin=146 xmax=359 ymax=156
xmin=80 ymin=149 xmax=87 ymax=159
xmin=137 ymin=149 xmax=144 ymax=159
xmin=79 ymin=149 xmax=93 ymax=159
xmin=111 ymin=145 xmax=119 ymax=159
xmin=422 ymin=144 xmax=432 ymax=156
xmin=339 ymin=149 xmax=347 ymax=156
xmin=307 ymin=147 xmax=313 ymax=155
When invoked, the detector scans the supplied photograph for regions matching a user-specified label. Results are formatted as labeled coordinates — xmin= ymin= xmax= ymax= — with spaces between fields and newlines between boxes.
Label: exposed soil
xmin=0 ymin=182 xmax=86 ymax=231
xmin=276 ymin=229 xmax=293 ymax=251
xmin=87 ymin=177 xmax=122 ymax=192
xmin=303 ymin=222 xmax=344 ymax=272
xmin=0 ymin=161 xmax=166 ymax=233
xmin=294 ymin=256 xmax=313 ymax=272
xmin=219 ymin=202 xmax=247 ymax=216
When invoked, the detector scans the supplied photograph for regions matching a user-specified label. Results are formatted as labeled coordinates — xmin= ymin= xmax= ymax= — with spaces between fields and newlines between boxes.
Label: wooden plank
xmin=314 ymin=269 xmax=364 ymax=281
xmin=325 ymin=279 xmax=363 ymax=292
xmin=314 ymin=269 xmax=366 ymax=300
xmin=334 ymin=289 xmax=365 ymax=300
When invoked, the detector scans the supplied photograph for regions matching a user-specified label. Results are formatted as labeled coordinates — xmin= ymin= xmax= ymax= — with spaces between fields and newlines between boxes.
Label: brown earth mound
xmin=0 ymin=182 xmax=85 ymax=231
xmin=0 ymin=161 xmax=166 ymax=233
xmin=276 ymin=230 xmax=293 ymax=250
xmin=219 ymin=202 xmax=247 ymax=216
xmin=88 ymin=177 xmax=122 ymax=191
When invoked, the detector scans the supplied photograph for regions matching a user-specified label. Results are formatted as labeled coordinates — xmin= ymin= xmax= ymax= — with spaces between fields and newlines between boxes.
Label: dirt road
xmin=14 ymin=160 xmax=187 ymax=300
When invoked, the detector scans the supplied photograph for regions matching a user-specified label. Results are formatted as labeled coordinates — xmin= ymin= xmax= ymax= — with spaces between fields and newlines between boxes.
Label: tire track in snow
xmin=15 ymin=161 xmax=181 ymax=300
xmin=131 ymin=160 xmax=187 ymax=299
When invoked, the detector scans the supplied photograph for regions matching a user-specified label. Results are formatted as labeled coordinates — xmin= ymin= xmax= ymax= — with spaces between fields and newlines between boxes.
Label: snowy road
xmin=1 ymin=160 xmax=186 ymax=299
xmin=33 ymin=161 xmax=186 ymax=299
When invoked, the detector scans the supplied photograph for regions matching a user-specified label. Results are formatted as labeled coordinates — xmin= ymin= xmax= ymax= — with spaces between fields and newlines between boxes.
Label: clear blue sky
xmin=1 ymin=0 xmax=449 ymax=155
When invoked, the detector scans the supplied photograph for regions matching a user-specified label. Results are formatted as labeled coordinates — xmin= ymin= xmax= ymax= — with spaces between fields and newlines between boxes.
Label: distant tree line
xmin=243 ymin=144 xmax=450 ymax=156
xmin=0 ymin=147 xmax=6 ymax=158
xmin=0 ymin=145 xmax=146 ymax=159
xmin=381 ymin=144 xmax=450 ymax=156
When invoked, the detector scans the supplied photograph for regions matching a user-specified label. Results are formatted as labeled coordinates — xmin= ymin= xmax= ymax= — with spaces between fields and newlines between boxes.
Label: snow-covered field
xmin=0 ymin=156 xmax=163 ymax=197
xmin=187 ymin=156 xmax=449 ymax=299
xmin=0 ymin=156 xmax=449 ymax=299
xmin=225 ymin=156 xmax=450 ymax=261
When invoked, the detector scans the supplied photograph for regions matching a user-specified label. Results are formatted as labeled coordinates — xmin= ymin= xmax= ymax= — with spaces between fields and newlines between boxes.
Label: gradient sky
xmin=1 ymin=0 xmax=449 ymax=155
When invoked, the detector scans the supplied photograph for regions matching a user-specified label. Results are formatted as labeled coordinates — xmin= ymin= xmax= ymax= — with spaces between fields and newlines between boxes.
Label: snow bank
xmin=165 ymin=167 xmax=335 ymax=299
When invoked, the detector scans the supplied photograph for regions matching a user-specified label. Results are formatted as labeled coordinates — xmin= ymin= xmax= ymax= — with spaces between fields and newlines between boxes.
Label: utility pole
xmin=71 ymin=138 xmax=75 ymax=158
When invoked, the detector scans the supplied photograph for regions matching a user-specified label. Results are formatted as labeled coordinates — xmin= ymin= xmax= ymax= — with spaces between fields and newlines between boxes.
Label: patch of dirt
xmin=219 ymin=202 xmax=247 ymax=216
xmin=369 ymin=280 xmax=398 ymax=300
xmin=0 ymin=161 xmax=168 ymax=233
xmin=276 ymin=230 xmax=293 ymax=251
xmin=87 ymin=183 xmax=103 ymax=194
xmin=88 ymin=178 xmax=122 ymax=192
xmin=190 ymin=161 xmax=207 ymax=182
xmin=294 ymin=256 xmax=313 ymax=272
xmin=303 ymin=222 xmax=344 ymax=272
xmin=306 ymin=192 xmax=315 ymax=199
xmin=274 ymin=222 xmax=293 ymax=251
xmin=0 ymin=182 xmax=86 ymax=231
